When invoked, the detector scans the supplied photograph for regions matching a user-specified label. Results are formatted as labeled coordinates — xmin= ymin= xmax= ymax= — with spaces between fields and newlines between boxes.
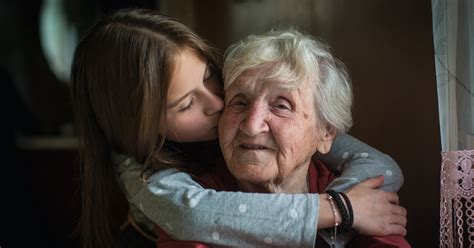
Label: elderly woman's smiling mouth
xmin=234 ymin=138 xmax=277 ymax=163
xmin=239 ymin=143 xmax=269 ymax=150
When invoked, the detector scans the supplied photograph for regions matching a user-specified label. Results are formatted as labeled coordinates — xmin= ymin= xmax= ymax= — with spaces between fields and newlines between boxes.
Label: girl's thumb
xmin=359 ymin=175 xmax=384 ymax=189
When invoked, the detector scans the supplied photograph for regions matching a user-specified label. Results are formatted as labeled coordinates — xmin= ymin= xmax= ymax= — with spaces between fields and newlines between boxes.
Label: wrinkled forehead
xmin=226 ymin=65 xmax=305 ymax=92
xmin=228 ymin=70 xmax=284 ymax=94
xmin=225 ymin=68 xmax=315 ymax=105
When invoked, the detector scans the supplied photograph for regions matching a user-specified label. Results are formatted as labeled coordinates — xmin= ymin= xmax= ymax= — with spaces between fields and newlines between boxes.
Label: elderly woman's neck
xmin=237 ymin=162 xmax=311 ymax=194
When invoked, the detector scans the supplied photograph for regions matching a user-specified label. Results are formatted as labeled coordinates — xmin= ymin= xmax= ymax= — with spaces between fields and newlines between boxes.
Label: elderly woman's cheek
xmin=277 ymin=132 xmax=309 ymax=168
xmin=279 ymin=119 xmax=319 ymax=163
xmin=218 ymin=110 xmax=241 ymax=161
xmin=218 ymin=111 xmax=239 ymax=140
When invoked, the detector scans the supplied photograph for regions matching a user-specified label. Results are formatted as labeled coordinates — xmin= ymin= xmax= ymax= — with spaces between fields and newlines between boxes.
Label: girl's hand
xmin=346 ymin=176 xmax=407 ymax=236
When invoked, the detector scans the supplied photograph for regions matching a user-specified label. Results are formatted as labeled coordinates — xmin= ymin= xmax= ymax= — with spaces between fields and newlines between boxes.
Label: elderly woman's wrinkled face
xmin=219 ymin=71 xmax=328 ymax=190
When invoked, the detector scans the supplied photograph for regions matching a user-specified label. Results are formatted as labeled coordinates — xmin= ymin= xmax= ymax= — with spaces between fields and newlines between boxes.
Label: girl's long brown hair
xmin=70 ymin=9 xmax=221 ymax=248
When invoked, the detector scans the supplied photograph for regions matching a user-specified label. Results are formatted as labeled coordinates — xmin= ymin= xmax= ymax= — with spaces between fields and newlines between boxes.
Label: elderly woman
xmin=156 ymin=28 xmax=409 ymax=247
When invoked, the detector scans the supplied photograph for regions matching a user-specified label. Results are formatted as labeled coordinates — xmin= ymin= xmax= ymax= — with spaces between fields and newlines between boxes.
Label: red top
xmin=155 ymin=160 xmax=410 ymax=247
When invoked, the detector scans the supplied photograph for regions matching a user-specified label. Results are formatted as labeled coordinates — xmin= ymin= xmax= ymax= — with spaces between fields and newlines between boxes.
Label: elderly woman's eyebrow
xmin=223 ymin=88 xmax=241 ymax=103
xmin=226 ymin=81 xmax=253 ymax=96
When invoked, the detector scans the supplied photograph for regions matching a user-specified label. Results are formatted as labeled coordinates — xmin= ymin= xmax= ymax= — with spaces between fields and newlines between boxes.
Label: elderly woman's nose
xmin=239 ymin=103 xmax=270 ymax=136
xmin=204 ymin=90 xmax=224 ymax=116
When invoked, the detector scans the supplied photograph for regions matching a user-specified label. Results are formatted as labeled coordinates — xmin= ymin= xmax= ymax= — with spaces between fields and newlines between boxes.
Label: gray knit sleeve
xmin=315 ymin=134 xmax=404 ymax=247
xmin=316 ymin=133 xmax=404 ymax=192
xmin=114 ymin=155 xmax=319 ymax=247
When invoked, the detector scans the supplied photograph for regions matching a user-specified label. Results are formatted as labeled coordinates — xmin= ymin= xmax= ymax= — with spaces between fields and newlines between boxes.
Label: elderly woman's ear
xmin=316 ymin=126 xmax=337 ymax=154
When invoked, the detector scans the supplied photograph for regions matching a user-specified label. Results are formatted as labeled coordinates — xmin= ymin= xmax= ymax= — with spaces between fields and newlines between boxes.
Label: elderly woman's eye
xmin=229 ymin=96 xmax=248 ymax=108
xmin=233 ymin=100 xmax=247 ymax=106
xmin=274 ymin=100 xmax=292 ymax=110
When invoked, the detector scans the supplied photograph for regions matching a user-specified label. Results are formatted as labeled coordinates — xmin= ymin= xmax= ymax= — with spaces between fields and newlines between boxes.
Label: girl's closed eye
xmin=179 ymin=97 xmax=195 ymax=112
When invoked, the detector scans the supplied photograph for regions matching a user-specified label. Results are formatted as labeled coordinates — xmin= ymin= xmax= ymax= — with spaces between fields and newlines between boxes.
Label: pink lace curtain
xmin=432 ymin=0 xmax=474 ymax=247
xmin=440 ymin=150 xmax=474 ymax=247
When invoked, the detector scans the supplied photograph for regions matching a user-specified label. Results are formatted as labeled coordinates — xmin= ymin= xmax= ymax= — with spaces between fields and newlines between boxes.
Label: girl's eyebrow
xmin=167 ymin=91 xmax=194 ymax=109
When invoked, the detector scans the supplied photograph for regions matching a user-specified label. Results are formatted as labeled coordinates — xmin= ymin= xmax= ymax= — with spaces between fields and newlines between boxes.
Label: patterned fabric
xmin=440 ymin=150 xmax=474 ymax=247
xmin=431 ymin=0 xmax=474 ymax=151
xmin=113 ymin=133 xmax=404 ymax=247
xmin=155 ymin=160 xmax=410 ymax=248
xmin=154 ymin=160 xmax=334 ymax=247
xmin=432 ymin=1 xmax=474 ymax=246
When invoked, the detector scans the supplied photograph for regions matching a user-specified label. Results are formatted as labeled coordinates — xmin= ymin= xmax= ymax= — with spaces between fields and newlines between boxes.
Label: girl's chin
xmin=200 ymin=134 xmax=218 ymax=141
xmin=186 ymin=132 xmax=218 ymax=142
xmin=167 ymin=126 xmax=219 ymax=142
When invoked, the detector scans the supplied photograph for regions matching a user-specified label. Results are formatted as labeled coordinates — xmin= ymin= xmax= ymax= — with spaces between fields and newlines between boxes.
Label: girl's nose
xmin=204 ymin=90 xmax=224 ymax=116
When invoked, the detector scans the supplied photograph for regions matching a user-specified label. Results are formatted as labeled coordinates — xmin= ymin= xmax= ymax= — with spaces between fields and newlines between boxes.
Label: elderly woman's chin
xmin=226 ymin=148 xmax=279 ymax=185
xmin=223 ymin=144 xmax=314 ymax=194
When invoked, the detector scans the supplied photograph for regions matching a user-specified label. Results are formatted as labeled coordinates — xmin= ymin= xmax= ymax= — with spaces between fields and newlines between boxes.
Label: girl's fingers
xmin=392 ymin=205 xmax=407 ymax=216
xmin=387 ymin=224 xmax=407 ymax=236
xmin=385 ymin=192 xmax=399 ymax=205
xmin=390 ymin=213 xmax=407 ymax=227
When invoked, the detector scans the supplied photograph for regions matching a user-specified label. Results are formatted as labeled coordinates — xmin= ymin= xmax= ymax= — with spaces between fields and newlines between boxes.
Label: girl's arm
xmin=114 ymin=134 xmax=405 ymax=247
xmin=114 ymin=155 xmax=319 ymax=247
xmin=317 ymin=133 xmax=404 ymax=246
xmin=316 ymin=133 xmax=404 ymax=192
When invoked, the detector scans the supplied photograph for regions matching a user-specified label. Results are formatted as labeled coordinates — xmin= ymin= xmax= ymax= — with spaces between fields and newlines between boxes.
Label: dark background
xmin=0 ymin=0 xmax=440 ymax=247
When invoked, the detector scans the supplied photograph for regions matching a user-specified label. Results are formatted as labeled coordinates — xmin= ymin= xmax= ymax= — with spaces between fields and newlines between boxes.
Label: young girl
xmin=71 ymin=9 xmax=406 ymax=248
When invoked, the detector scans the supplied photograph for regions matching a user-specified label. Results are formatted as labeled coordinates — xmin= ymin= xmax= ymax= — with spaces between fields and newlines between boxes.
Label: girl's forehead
xmin=167 ymin=49 xmax=207 ymax=99
xmin=176 ymin=46 xmax=207 ymax=64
